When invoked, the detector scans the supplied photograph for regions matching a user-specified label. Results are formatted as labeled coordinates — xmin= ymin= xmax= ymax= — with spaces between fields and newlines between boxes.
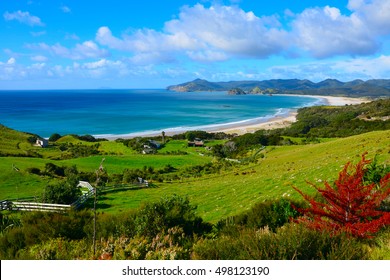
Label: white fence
xmin=10 ymin=201 xmax=72 ymax=212
xmin=1 ymin=181 xmax=95 ymax=213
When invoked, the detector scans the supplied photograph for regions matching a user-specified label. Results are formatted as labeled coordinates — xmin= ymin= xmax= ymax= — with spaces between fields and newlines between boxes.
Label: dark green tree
xmin=42 ymin=176 xmax=81 ymax=205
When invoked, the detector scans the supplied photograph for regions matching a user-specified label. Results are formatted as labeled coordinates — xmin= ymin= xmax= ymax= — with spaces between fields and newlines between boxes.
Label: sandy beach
xmin=102 ymin=95 xmax=368 ymax=139
xmin=210 ymin=95 xmax=368 ymax=135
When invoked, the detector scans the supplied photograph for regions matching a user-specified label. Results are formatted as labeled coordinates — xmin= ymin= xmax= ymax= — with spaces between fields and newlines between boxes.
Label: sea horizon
xmin=0 ymin=89 xmax=324 ymax=139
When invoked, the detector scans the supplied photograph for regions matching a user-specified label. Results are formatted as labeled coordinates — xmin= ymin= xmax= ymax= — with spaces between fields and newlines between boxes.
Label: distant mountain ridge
xmin=167 ymin=78 xmax=390 ymax=97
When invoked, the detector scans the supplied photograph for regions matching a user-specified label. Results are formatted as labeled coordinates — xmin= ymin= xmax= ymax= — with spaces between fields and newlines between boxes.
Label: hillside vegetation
xmin=167 ymin=78 xmax=390 ymax=97
xmin=0 ymin=98 xmax=390 ymax=260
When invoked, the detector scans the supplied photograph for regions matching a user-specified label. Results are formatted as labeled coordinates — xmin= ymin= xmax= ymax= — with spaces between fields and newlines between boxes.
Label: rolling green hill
xmin=1 ymin=124 xmax=389 ymax=260
xmin=167 ymin=78 xmax=390 ymax=97
xmin=0 ymin=124 xmax=38 ymax=157
xmin=1 ymin=127 xmax=389 ymax=222
xmin=91 ymin=130 xmax=390 ymax=222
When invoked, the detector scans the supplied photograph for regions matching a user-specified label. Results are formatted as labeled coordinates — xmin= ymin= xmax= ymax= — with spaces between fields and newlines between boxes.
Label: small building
xmin=35 ymin=138 xmax=48 ymax=148
xmin=188 ymin=138 xmax=204 ymax=147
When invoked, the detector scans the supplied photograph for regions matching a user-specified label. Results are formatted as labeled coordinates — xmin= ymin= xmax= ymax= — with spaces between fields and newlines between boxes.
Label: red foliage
xmin=293 ymin=153 xmax=390 ymax=238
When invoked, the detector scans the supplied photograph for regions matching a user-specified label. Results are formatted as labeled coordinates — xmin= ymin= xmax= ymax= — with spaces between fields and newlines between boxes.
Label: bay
xmin=0 ymin=89 xmax=323 ymax=138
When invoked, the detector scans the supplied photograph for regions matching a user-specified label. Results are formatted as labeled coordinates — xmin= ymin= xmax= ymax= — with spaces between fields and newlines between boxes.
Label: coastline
xmin=101 ymin=95 xmax=368 ymax=140
xmin=211 ymin=95 xmax=368 ymax=136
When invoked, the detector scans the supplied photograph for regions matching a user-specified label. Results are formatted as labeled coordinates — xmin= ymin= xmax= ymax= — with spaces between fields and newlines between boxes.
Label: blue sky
xmin=1 ymin=0 xmax=390 ymax=89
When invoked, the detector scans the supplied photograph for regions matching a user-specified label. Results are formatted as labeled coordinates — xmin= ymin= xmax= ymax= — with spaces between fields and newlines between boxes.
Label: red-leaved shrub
xmin=293 ymin=153 xmax=390 ymax=238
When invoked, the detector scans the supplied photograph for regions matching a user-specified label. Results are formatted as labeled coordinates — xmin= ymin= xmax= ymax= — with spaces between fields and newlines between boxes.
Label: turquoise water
xmin=0 ymin=89 xmax=324 ymax=138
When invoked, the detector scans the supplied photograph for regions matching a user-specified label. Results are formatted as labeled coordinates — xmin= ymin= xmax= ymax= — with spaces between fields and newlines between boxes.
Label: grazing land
xmin=0 ymin=98 xmax=389 ymax=260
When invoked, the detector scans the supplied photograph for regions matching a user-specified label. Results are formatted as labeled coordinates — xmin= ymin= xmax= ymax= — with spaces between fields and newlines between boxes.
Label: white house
xmin=35 ymin=138 xmax=48 ymax=148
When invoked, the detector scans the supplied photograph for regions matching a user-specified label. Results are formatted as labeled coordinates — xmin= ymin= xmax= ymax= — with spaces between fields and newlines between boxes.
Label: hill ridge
xmin=167 ymin=78 xmax=390 ymax=97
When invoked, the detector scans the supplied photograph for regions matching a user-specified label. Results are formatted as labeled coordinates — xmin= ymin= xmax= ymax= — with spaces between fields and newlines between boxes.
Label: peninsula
xmin=167 ymin=78 xmax=390 ymax=98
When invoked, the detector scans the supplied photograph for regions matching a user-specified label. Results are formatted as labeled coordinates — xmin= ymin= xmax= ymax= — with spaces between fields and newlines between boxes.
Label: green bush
xmin=134 ymin=194 xmax=212 ymax=239
xmin=109 ymin=227 xmax=191 ymax=260
xmin=193 ymin=223 xmax=369 ymax=260
xmin=0 ymin=227 xmax=26 ymax=259
xmin=85 ymin=211 xmax=137 ymax=240
xmin=22 ymin=238 xmax=91 ymax=260
xmin=0 ymin=210 xmax=92 ymax=259
xmin=216 ymin=199 xmax=304 ymax=233
xmin=42 ymin=176 xmax=81 ymax=204
xmin=49 ymin=133 xmax=62 ymax=142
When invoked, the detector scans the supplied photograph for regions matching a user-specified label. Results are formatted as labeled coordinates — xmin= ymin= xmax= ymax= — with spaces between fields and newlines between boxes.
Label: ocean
xmin=0 ymin=89 xmax=324 ymax=138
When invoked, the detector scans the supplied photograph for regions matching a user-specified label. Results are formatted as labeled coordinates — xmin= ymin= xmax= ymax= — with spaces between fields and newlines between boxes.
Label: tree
xmin=42 ymin=177 xmax=81 ymax=205
xmin=293 ymin=153 xmax=390 ymax=238
xmin=162 ymin=131 xmax=165 ymax=144
xmin=48 ymin=133 xmax=61 ymax=142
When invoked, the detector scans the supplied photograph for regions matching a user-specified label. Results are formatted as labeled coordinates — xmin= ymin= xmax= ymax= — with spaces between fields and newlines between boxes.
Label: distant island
xmin=167 ymin=78 xmax=390 ymax=98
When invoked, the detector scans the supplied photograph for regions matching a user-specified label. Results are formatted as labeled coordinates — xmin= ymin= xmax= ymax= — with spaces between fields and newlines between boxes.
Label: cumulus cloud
xmin=3 ymin=10 xmax=44 ymax=26
xmin=27 ymin=41 xmax=109 ymax=60
xmin=348 ymin=0 xmax=390 ymax=35
xmin=291 ymin=0 xmax=390 ymax=58
xmin=96 ymin=4 xmax=289 ymax=63
xmin=94 ymin=1 xmax=390 ymax=63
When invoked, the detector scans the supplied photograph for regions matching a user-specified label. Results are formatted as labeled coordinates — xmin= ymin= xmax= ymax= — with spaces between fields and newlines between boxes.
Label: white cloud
xmin=292 ymin=6 xmax=376 ymax=58
xmin=31 ymin=55 xmax=48 ymax=62
xmin=95 ymin=2 xmax=390 ymax=63
xmin=333 ymin=55 xmax=390 ymax=78
xmin=128 ymin=52 xmax=177 ymax=65
xmin=186 ymin=50 xmax=228 ymax=62
xmin=349 ymin=0 xmax=390 ymax=35
xmin=96 ymin=4 xmax=289 ymax=64
xmin=164 ymin=5 xmax=289 ymax=57
xmin=268 ymin=55 xmax=390 ymax=81
xmin=27 ymin=41 xmax=109 ymax=60
xmin=3 ymin=10 xmax=44 ymax=26
xmin=7 ymin=57 xmax=16 ymax=65
xmin=80 ymin=59 xmax=129 ymax=78
xmin=291 ymin=0 xmax=390 ymax=58
xmin=61 ymin=5 xmax=71 ymax=13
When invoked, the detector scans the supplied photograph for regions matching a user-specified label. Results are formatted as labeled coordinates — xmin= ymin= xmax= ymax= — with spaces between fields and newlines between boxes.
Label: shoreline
xmin=211 ymin=95 xmax=368 ymax=136
xmin=99 ymin=95 xmax=368 ymax=140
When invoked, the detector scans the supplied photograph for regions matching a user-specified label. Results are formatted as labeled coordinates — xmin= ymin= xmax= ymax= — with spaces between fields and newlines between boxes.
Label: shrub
xmin=21 ymin=211 xmax=92 ymax=242
xmin=192 ymin=223 xmax=369 ymax=260
xmin=42 ymin=177 xmax=81 ymax=205
xmin=26 ymin=167 xmax=41 ymax=175
xmin=293 ymin=153 xmax=390 ymax=238
xmin=23 ymin=238 xmax=91 ymax=260
xmin=216 ymin=199 xmax=303 ymax=233
xmin=44 ymin=162 xmax=65 ymax=177
xmin=0 ymin=227 xmax=26 ymax=259
xmin=49 ymin=133 xmax=62 ymax=142
xmin=0 ymin=211 xmax=92 ymax=259
xmin=134 ymin=194 xmax=212 ymax=239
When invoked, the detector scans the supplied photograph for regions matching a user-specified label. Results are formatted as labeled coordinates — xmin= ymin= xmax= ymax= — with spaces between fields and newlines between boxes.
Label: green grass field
xmin=96 ymin=130 xmax=390 ymax=222
xmin=1 ymin=128 xmax=389 ymax=223
xmin=0 ymin=137 xmax=213 ymax=200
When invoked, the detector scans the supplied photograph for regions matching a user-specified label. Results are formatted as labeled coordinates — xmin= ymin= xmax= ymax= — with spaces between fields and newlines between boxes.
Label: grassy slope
xmin=1 ymin=128 xmax=389 ymax=222
xmin=0 ymin=125 xmax=35 ymax=155
xmin=0 ymin=139 xmax=212 ymax=200
xmin=98 ymin=130 xmax=390 ymax=222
